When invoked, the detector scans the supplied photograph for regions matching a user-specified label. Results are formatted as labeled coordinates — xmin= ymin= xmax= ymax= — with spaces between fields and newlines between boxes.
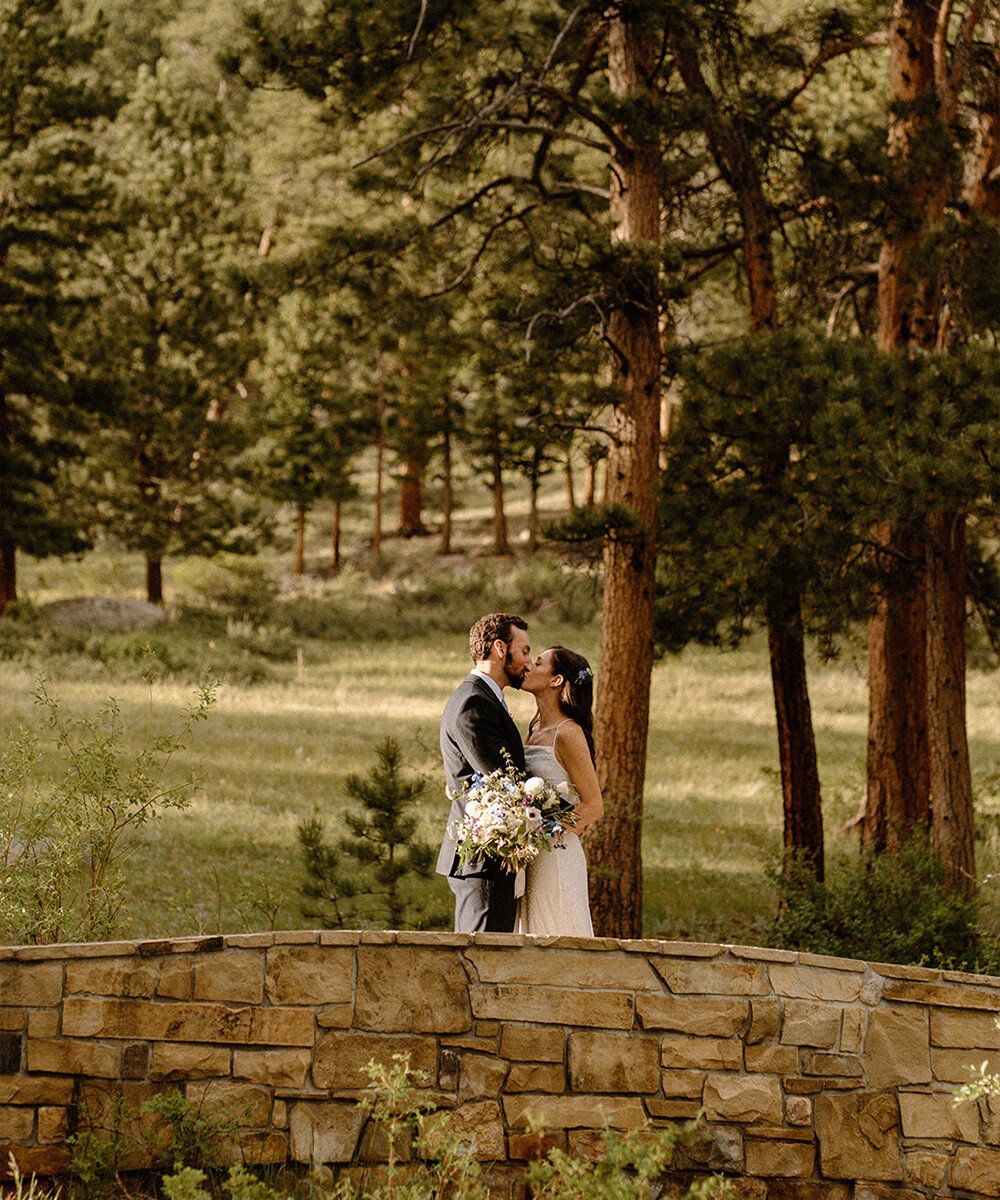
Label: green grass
xmin=3 ymin=608 xmax=998 ymax=944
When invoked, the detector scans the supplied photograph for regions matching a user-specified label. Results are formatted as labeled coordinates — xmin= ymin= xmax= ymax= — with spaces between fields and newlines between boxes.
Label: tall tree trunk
xmin=528 ymin=453 xmax=541 ymax=553
xmin=584 ymin=458 xmax=597 ymax=507
xmin=863 ymin=523 xmax=931 ymax=853
xmin=0 ymin=392 xmax=14 ymax=616
xmin=588 ymin=9 xmax=661 ymax=940
xmin=146 ymin=556 xmax=163 ymax=605
xmin=293 ymin=501 xmax=307 ymax=576
xmin=398 ymin=459 xmax=427 ymax=536
xmin=0 ymin=537 xmax=16 ymax=617
xmin=563 ymin=445 xmax=576 ymax=512
xmin=866 ymin=0 xmax=953 ymax=861
xmin=331 ymin=499 xmax=342 ymax=571
xmin=767 ymin=578 xmax=824 ymax=877
xmin=439 ymin=417 xmax=453 ymax=556
xmin=926 ymin=509 xmax=976 ymax=896
xmin=373 ymin=349 xmax=385 ymax=561
xmin=490 ymin=426 xmax=509 ymax=555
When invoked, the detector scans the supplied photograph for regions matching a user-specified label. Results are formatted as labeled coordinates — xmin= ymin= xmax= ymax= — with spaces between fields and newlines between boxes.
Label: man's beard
xmin=504 ymin=651 xmax=524 ymax=688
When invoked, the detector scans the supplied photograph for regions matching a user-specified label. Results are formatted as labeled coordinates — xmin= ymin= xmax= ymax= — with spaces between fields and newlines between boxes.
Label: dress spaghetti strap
xmin=550 ymin=718 xmax=572 ymax=757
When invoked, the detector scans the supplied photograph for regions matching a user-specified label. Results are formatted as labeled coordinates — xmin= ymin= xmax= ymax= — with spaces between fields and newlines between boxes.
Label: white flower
xmin=523 ymin=776 xmax=546 ymax=797
xmin=555 ymin=780 xmax=570 ymax=798
xmin=524 ymin=806 xmax=543 ymax=831
xmin=465 ymin=799 xmax=482 ymax=819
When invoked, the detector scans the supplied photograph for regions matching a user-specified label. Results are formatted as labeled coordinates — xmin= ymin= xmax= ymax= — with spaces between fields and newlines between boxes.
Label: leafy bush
xmin=0 ymin=680 xmax=215 ymax=944
xmin=768 ymin=835 xmax=998 ymax=971
xmin=173 ymin=555 xmax=279 ymax=624
xmin=501 ymin=554 xmax=601 ymax=624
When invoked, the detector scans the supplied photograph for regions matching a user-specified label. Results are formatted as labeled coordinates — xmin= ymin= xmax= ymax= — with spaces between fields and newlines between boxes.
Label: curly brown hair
xmin=468 ymin=612 xmax=528 ymax=662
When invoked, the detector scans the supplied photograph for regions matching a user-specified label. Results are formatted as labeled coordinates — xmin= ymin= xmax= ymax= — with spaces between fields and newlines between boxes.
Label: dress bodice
xmin=524 ymin=743 xmax=570 ymax=789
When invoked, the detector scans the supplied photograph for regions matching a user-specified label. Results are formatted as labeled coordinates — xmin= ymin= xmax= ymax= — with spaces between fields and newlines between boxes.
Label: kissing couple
xmin=437 ymin=612 xmax=604 ymax=935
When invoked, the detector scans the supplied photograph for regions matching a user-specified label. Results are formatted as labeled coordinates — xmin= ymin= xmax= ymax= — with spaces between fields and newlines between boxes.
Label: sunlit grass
xmin=2 ymin=614 xmax=998 ymax=944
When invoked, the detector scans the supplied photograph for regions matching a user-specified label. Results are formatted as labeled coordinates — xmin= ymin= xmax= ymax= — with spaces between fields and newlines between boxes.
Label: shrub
xmin=172 ymin=555 xmax=279 ymax=624
xmin=768 ymin=835 xmax=997 ymax=971
xmin=0 ymin=679 xmax=215 ymax=944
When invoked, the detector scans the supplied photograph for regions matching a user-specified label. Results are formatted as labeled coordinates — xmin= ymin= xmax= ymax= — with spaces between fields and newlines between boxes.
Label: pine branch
xmin=765 ymin=30 xmax=891 ymax=117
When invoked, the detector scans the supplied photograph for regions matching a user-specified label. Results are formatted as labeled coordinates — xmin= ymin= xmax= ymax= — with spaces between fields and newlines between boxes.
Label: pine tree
xmin=297 ymin=739 xmax=435 ymax=930
xmin=0 ymin=0 xmax=120 ymax=613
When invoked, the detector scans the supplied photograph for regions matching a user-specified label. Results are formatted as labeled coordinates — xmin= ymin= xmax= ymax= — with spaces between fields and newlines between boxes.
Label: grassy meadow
xmin=2 ymin=482 xmax=999 ymax=947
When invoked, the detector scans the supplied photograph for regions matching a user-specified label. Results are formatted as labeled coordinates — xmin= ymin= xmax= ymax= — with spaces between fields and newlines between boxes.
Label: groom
xmin=438 ymin=612 xmax=532 ymax=933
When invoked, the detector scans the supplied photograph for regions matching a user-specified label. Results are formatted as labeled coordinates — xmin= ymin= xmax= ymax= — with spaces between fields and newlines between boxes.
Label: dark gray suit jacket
xmin=437 ymin=673 xmax=526 ymax=877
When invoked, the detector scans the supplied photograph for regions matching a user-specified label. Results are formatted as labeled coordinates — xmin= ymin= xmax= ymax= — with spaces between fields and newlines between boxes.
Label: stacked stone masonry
xmin=1 ymin=931 xmax=999 ymax=1197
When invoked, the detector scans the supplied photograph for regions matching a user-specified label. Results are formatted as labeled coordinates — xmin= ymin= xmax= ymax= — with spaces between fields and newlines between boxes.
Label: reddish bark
xmin=146 ymin=557 xmax=163 ymax=606
xmin=588 ymin=10 xmax=661 ymax=940
xmin=331 ymin=499 xmax=342 ymax=571
xmin=293 ymin=502 xmax=307 ymax=576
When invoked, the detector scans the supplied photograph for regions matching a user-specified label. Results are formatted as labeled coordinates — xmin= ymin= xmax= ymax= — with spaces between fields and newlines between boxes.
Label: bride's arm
xmin=555 ymin=724 xmax=604 ymax=837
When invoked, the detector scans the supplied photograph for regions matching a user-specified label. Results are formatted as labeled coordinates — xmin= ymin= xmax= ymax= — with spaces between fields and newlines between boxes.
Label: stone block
xmin=27 ymin=1011 xmax=58 ymax=1038
xmin=0 ymin=1107 xmax=34 ymax=1141
xmin=356 ymin=948 xmax=471 ymax=1033
xmin=471 ymin=984 xmax=632 ymax=1029
xmin=121 ymin=1042 xmax=150 ymax=1079
xmin=0 ymin=963 xmax=62 ymax=1006
xmin=313 ymin=1032 xmax=437 ymax=1090
xmin=931 ymin=1045 xmax=1000 ymax=1082
xmin=0 ymin=1030 xmax=22 ymax=1075
xmin=780 ymin=1001 xmax=840 ymax=1048
xmin=499 ymin=1024 xmax=564 ymax=1062
xmin=744 ymin=1138 xmax=815 ymax=1177
xmin=0 ymin=1145 xmax=72 ymax=1178
xmin=233 ymin=1049 xmax=311 ymax=1088
xmin=423 ymin=1100 xmax=504 ymax=1160
xmin=864 ymin=1007 xmax=931 ymax=1087
xmin=660 ymin=1069 xmax=706 ymax=1098
xmin=458 ymin=1054 xmax=510 ymax=1098
xmin=157 ymin=960 xmax=191 ymax=999
xmin=507 ymin=1130 xmax=566 ymax=1160
xmin=746 ymin=998 xmax=780 ymax=1044
xmin=186 ymin=1080 xmax=271 ymax=1126
xmin=37 ymin=1106 xmax=67 ymax=1144
xmin=744 ymin=1045 xmax=798 ymax=1074
xmin=467 ymin=948 xmax=659 ymax=990
xmin=0 ymin=1077 xmax=73 ymax=1106
xmin=673 ymin=1123 xmax=744 ymax=1172
xmin=568 ymin=1031 xmax=659 ymax=1093
xmin=636 ymin=995 xmax=748 ymax=1036
xmin=148 ymin=1043 xmax=231 ymax=1081
xmin=193 ymin=952 xmax=263 ymax=1004
xmin=703 ymin=1074 xmax=782 ymax=1124
xmin=884 ymin=979 xmax=1000 ymax=1010
xmin=814 ymin=1091 xmax=901 ymax=1181
xmin=898 ymin=1089 xmax=979 ymax=1141
xmin=785 ymin=1095 xmax=811 ymax=1126
xmin=0 ymin=1009 xmax=23 ymax=1031
xmin=904 ymin=1149 xmax=950 ymax=1189
xmin=800 ymin=1051 xmax=862 ymax=1077
xmin=764 ymin=1185 xmax=849 ymax=1200
xmin=983 ymin=1094 xmax=1000 ymax=1145
xmin=652 ymin=958 xmax=768 ymax=996
xmin=504 ymin=1063 xmax=562 ymax=1093
xmin=27 ymin=1038 xmax=121 ymax=1078
xmin=840 ymin=1007 xmax=866 ymax=1054
xmin=645 ymin=1098 xmax=701 ymax=1119
xmin=930 ymin=1006 xmax=1000 ymax=1048
xmin=61 ymin=997 xmax=314 ymax=1045
xmin=65 ymin=959 xmax=160 ymax=998
xmin=237 ymin=1129 xmax=288 ymax=1165
xmin=661 ymin=1035 xmax=741 ymax=1071
xmin=950 ymin=1146 xmax=1000 ymax=1197
xmin=273 ymin=1099 xmax=287 ymax=1127
xmin=317 ymin=1005 xmax=352 ymax=1029
xmin=289 ymin=1101 xmax=363 ymax=1164
xmin=265 ymin=946 xmax=353 ymax=1006
xmin=769 ymin=964 xmax=863 ymax=1002
xmin=503 ymin=1094 xmax=646 ymax=1131
xmin=854 ymin=1187 xmax=923 ymax=1200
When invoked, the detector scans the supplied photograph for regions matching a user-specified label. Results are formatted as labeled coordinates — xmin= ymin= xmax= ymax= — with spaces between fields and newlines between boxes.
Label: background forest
xmin=1 ymin=0 xmax=998 ymax=961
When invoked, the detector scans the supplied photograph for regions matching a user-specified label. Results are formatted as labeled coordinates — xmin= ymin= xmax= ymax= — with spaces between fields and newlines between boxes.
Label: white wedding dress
xmin=517 ymin=738 xmax=594 ymax=937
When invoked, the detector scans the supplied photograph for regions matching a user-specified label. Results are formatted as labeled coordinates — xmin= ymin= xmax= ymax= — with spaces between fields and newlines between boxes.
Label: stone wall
xmin=1 ymin=931 xmax=999 ymax=1197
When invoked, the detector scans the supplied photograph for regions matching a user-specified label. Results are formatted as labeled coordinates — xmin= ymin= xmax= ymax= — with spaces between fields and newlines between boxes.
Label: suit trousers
xmin=448 ymin=872 xmax=517 ymax=933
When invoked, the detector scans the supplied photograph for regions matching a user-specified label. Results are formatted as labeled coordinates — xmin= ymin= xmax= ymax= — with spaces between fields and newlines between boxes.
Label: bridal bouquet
xmin=449 ymin=759 xmax=576 ymax=874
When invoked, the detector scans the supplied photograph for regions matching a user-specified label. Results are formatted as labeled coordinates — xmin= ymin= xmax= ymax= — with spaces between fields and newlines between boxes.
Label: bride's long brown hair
xmin=528 ymin=646 xmax=596 ymax=763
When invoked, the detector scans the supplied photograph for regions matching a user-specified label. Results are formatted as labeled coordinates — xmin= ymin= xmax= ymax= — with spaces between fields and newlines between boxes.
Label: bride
xmin=518 ymin=646 xmax=603 ymax=937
